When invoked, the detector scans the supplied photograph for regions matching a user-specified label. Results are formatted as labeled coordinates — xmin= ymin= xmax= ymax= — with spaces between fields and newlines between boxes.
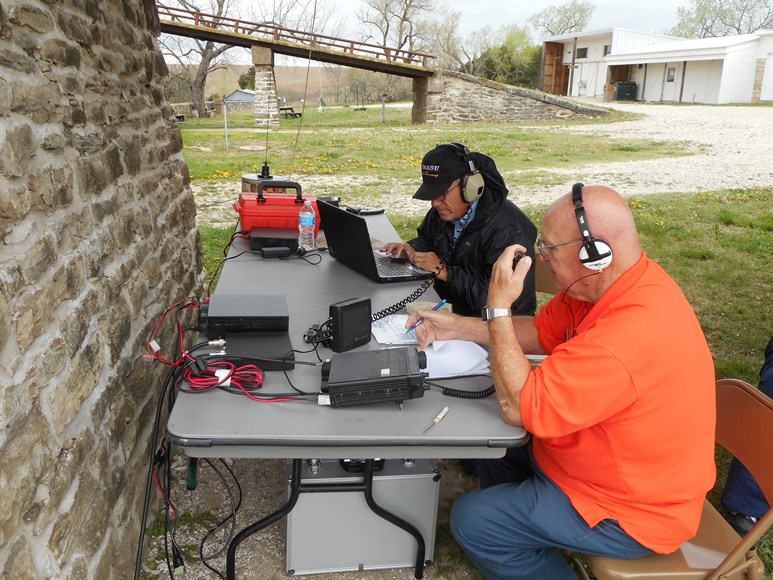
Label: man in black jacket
xmin=383 ymin=142 xmax=538 ymax=317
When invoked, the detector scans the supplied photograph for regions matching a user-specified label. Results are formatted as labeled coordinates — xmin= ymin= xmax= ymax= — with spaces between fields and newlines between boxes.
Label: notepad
xmin=371 ymin=314 xmax=419 ymax=345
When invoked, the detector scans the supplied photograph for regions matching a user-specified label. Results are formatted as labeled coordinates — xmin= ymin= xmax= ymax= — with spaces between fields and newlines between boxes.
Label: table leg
xmin=225 ymin=458 xmax=303 ymax=580
xmin=363 ymin=459 xmax=426 ymax=579
xmin=226 ymin=458 xmax=427 ymax=579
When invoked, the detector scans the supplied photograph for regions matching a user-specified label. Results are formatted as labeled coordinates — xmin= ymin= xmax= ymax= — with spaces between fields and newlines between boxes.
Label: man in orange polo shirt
xmin=407 ymin=184 xmax=715 ymax=579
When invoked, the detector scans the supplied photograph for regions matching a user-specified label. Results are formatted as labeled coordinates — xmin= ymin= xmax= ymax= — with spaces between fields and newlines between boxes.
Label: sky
xmin=330 ymin=0 xmax=687 ymax=40
xmin=220 ymin=0 xmax=690 ymax=65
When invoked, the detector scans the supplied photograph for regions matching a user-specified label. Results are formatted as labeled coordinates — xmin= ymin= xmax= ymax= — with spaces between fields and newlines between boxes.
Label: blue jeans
xmin=721 ymin=336 xmax=773 ymax=519
xmin=451 ymin=448 xmax=653 ymax=579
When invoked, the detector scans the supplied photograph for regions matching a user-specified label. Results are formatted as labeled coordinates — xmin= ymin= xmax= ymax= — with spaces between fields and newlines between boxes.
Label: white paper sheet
xmin=424 ymin=340 xmax=491 ymax=378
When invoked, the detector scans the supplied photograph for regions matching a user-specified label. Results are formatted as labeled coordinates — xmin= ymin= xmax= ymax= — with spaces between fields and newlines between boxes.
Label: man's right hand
xmin=381 ymin=242 xmax=415 ymax=261
xmin=405 ymin=309 xmax=458 ymax=350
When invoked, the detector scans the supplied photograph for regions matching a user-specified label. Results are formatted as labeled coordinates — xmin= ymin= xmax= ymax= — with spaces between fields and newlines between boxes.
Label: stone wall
xmin=0 ymin=0 xmax=203 ymax=577
xmin=426 ymin=70 xmax=608 ymax=124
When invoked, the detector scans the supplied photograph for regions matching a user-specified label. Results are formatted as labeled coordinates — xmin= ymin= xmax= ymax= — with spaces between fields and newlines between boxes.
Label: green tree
xmin=472 ymin=25 xmax=542 ymax=88
xmin=670 ymin=0 xmax=773 ymax=38
xmin=239 ymin=66 xmax=256 ymax=90
xmin=528 ymin=0 xmax=595 ymax=37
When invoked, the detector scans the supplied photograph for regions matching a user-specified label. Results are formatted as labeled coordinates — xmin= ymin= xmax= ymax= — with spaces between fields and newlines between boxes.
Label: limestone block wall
xmin=427 ymin=70 xmax=607 ymax=124
xmin=0 ymin=0 xmax=203 ymax=577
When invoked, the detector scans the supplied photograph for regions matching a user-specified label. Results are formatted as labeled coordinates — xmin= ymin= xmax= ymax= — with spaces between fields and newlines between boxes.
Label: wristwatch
xmin=481 ymin=306 xmax=511 ymax=322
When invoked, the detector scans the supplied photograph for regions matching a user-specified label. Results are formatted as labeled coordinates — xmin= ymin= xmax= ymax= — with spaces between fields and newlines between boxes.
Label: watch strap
xmin=482 ymin=306 xmax=511 ymax=322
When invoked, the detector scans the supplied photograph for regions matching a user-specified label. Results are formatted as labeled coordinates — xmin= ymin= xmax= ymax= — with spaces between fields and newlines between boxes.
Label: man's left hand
xmin=413 ymin=252 xmax=447 ymax=280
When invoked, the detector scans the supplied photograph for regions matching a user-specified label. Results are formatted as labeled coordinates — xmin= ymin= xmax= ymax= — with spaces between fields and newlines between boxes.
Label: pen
xmin=405 ymin=299 xmax=446 ymax=334
xmin=423 ymin=406 xmax=450 ymax=433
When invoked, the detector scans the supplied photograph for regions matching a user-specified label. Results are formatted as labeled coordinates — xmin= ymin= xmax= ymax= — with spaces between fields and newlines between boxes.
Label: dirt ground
xmin=141 ymin=453 xmax=483 ymax=579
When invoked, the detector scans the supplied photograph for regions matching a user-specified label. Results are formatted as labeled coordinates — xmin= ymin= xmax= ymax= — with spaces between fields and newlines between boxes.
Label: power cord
xmin=425 ymin=378 xmax=495 ymax=399
xmin=371 ymin=274 xmax=436 ymax=322
xmin=303 ymin=319 xmax=333 ymax=347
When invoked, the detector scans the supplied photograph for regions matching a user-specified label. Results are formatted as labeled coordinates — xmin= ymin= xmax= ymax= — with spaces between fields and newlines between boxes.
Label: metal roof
xmin=605 ymin=34 xmax=760 ymax=64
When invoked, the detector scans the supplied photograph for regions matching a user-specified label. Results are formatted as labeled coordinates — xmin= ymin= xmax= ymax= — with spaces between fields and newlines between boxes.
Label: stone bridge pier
xmin=252 ymin=46 xmax=280 ymax=126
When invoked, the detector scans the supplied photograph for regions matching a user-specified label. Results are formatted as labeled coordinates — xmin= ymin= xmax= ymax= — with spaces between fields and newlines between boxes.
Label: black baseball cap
xmin=412 ymin=144 xmax=470 ymax=201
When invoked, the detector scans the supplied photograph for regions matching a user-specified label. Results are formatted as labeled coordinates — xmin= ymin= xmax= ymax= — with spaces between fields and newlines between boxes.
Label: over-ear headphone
xmin=439 ymin=142 xmax=486 ymax=203
xmin=572 ymin=182 xmax=613 ymax=271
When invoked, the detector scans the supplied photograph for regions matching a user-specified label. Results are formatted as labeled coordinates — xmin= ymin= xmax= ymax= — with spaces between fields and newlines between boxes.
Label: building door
xmin=543 ymin=42 xmax=566 ymax=94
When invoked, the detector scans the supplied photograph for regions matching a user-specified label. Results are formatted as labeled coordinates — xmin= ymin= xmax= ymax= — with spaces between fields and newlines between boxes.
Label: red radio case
xmin=233 ymin=180 xmax=320 ymax=237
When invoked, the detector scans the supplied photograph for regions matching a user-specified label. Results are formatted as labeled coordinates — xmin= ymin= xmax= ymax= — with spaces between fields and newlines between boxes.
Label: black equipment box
xmin=321 ymin=347 xmax=427 ymax=406
xmin=223 ymin=332 xmax=295 ymax=370
xmin=249 ymin=227 xmax=298 ymax=252
xmin=329 ymin=297 xmax=371 ymax=352
xmin=206 ymin=294 xmax=289 ymax=339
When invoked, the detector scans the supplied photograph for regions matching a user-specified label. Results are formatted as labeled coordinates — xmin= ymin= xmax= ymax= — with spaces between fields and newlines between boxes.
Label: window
xmin=576 ymin=47 xmax=588 ymax=59
xmin=667 ymin=67 xmax=676 ymax=82
xmin=603 ymin=44 xmax=611 ymax=56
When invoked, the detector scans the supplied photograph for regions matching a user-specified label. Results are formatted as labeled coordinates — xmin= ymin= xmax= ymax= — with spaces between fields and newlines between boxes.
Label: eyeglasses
xmin=536 ymin=237 xmax=583 ymax=258
xmin=435 ymin=180 xmax=460 ymax=201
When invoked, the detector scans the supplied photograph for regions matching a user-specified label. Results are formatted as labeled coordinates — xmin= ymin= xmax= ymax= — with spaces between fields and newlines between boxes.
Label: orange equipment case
xmin=233 ymin=180 xmax=320 ymax=237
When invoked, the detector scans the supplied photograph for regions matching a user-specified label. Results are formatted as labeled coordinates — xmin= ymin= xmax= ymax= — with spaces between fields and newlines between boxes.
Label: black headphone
xmin=572 ymin=182 xmax=613 ymax=271
xmin=439 ymin=142 xmax=486 ymax=203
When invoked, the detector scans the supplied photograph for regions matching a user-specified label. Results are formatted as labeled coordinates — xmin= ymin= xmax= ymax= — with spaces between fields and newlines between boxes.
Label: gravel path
xmin=193 ymin=102 xmax=773 ymax=227
xmin=518 ymin=102 xmax=773 ymax=205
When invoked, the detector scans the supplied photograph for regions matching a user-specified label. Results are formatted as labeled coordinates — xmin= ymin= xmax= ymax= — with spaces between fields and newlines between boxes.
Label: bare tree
xmin=246 ymin=0 xmax=341 ymax=35
xmin=670 ymin=0 xmax=773 ymax=38
xmin=428 ymin=18 xmax=509 ymax=76
xmin=159 ymin=0 xmax=241 ymax=116
xmin=358 ymin=0 xmax=437 ymax=53
xmin=160 ymin=0 xmax=341 ymax=115
xmin=528 ymin=0 xmax=595 ymax=37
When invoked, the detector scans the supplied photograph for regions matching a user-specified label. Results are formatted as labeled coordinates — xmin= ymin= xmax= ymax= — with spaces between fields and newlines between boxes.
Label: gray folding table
xmin=165 ymin=212 xmax=528 ymax=578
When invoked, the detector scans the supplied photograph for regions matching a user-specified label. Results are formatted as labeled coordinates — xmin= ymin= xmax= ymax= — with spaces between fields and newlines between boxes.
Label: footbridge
xmin=156 ymin=3 xmax=436 ymax=78
xmin=155 ymin=3 xmax=607 ymax=124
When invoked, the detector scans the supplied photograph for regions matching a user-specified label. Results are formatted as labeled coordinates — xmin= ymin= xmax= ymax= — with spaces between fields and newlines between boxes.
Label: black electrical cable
xmin=135 ymin=318 xmax=201 ymax=579
xmin=369 ymin=241 xmax=456 ymax=323
xmin=166 ymin=458 xmax=237 ymax=570
xmin=206 ymin=250 xmax=253 ymax=296
xmin=371 ymin=275 xmax=435 ymax=322
xmin=425 ymin=378 xmax=496 ymax=399
xmin=133 ymin=364 xmax=179 ymax=580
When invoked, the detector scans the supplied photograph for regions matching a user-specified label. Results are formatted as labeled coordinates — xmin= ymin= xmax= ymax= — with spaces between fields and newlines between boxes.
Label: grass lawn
xmin=185 ymin=106 xmax=773 ymax=575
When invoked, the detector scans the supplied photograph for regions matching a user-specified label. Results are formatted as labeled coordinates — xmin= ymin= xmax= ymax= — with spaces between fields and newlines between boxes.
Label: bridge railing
xmin=156 ymin=4 xmax=436 ymax=67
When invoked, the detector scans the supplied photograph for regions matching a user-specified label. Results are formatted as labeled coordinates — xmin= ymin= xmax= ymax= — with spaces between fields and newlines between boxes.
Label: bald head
xmin=541 ymin=185 xmax=642 ymax=299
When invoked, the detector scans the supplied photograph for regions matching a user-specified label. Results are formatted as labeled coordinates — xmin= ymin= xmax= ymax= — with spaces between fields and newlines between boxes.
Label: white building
xmin=542 ymin=28 xmax=773 ymax=104
xmin=541 ymin=28 xmax=680 ymax=99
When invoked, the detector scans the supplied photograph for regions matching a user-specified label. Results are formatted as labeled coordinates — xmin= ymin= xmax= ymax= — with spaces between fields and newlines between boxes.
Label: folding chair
xmin=570 ymin=378 xmax=773 ymax=580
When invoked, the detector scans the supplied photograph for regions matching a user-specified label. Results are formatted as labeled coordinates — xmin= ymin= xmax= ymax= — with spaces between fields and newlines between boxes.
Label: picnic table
xmin=279 ymin=105 xmax=302 ymax=118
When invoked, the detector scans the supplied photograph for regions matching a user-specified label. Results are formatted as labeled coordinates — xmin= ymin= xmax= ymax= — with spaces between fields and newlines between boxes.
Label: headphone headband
xmin=438 ymin=142 xmax=476 ymax=172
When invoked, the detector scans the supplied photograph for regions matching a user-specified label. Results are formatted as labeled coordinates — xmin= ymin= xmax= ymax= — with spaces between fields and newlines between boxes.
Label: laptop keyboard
xmin=374 ymin=254 xmax=414 ymax=277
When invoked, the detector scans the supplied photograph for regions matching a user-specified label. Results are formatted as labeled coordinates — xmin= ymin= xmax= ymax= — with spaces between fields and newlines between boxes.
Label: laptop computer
xmin=317 ymin=200 xmax=433 ymax=284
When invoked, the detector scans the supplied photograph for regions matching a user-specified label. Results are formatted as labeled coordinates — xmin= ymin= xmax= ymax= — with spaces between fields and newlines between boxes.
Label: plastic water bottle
xmin=298 ymin=200 xmax=316 ymax=252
